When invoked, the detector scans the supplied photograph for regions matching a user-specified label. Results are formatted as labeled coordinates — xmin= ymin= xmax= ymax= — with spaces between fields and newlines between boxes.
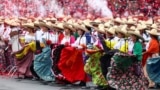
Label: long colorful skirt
xmin=34 ymin=46 xmax=54 ymax=81
xmin=107 ymin=61 xmax=148 ymax=90
xmin=58 ymin=47 xmax=87 ymax=83
xmin=16 ymin=50 xmax=34 ymax=77
xmin=84 ymin=50 xmax=108 ymax=86
xmin=147 ymin=56 xmax=160 ymax=83
xmin=52 ymin=45 xmax=65 ymax=76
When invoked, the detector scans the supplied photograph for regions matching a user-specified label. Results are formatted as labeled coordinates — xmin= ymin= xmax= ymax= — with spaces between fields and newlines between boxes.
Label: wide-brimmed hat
xmin=114 ymin=17 xmax=124 ymax=24
xmin=129 ymin=26 xmax=136 ymax=31
xmin=22 ymin=23 xmax=34 ymax=29
xmin=104 ymin=20 xmax=113 ymax=28
xmin=126 ymin=18 xmax=136 ymax=24
xmin=52 ymin=23 xmax=64 ymax=30
xmin=147 ymin=29 xmax=160 ymax=36
xmin=38 ymin=21 xmax=51 ymax=29
xmin=105 ymin=27 xmax=115 ymax=35
xmin=150 ymin=24 xmax=158 ymax=29
xmin=128 ymin=30 xmax=144 ymax=40
xmin=74 ymin=24 xmax=89 ymax=32
xmin=137 ymin=24 xmax=147 ymax=30
xmin=4 ymin=20 xmax=20 ymax=27
xmin=90 ymin=19 xmax=102 ymax=26
xmin=63 ymin=23 xmax=75 ymax=31
xmin=83 ymin=19 xmax=93 ymax=27
xmin=34 ymin=20 xmax=39 ymax=27
xmin=115 ymin=25 xmax=127 ymax=36
xmin=144 ymin=18 xmax=153 ymax=25
xmin=93 ymin=24 xmax=106 ymax=34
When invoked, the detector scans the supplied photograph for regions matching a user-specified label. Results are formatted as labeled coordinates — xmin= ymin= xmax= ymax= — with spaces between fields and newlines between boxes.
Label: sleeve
xmin=133 ymin=42 xmax=142 ymax=61
xmin=146 ymin=40 xmax=158 ymax=54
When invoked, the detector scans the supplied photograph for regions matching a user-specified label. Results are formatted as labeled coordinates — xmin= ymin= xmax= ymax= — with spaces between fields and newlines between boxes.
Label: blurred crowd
xmin=0 ymin=0 xmax=160 ymax=18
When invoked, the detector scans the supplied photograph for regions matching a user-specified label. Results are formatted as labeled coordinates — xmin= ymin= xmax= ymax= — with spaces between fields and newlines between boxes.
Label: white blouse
xmin=61 ymin=36 xmax=70 ymax=45
xmin=24 ymin=34 xmax=35 ymax=43
xmin=72 ymin=35 xmax=87 ymax=48
xmin=35 ymin=30 xmax=43 ymax=42
xmin=128 ymin=39 xmax=134 ymax=52
xmin=114 ymin=38 xmax=126 ymax=50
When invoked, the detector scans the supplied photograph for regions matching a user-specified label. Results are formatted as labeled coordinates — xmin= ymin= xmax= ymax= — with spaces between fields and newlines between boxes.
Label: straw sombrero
xmin=38 ymin=21 xmax=51 ymax=29
xmin=52 ymin=23 xmax=64 ymax=30
xmin=105 ymin=27 xmax=115 ymax=35
xmin=126 ymin=18 xmax=136 ymax=24
xmin=94 ymin=24 xmax=105 ymax=34
xmin=128 ymin=26 xmax=136 ymax=31
xmin=137 ymin=24 xmax=147 ymax=30
xmin=147 ymin=29 xmax=160 ymax=36
xmin=90 ymin=19 xmax=102 ymax=26
xmin=22 ymin=23 xmax=34 ymax=29
xmin=116 ymin=25 xmax=127 ymax=36
xmin=5 ymin=20 xmax=20 ymax=27
xmin=114 ymin=17 xmax=124 ymax=24
xmin=128 ymin=30 xmax=144 ymax=40
xmin=63 ymin=23 xmax=75 ymax=31
xmin=145 ymin=19 xmax=153 ymax=25
xmin=104 ymin=20 xmax=113 ymax=28
xmin=150 ymin=24 xmax=158 ymax=29
xmin=34 ymin=20 xmax=39 ymax=27
xmin=83 ymin=19 xmax=93 ymax=27
xmin=74 ymin=24 xmax=89 ymax=32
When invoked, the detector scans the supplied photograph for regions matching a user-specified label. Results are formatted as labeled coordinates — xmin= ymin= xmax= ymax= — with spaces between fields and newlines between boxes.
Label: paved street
xmin=0 ymin=76 xmax=158 ymax=90
xmin=0 ymin=76 xmax=85 ymax=90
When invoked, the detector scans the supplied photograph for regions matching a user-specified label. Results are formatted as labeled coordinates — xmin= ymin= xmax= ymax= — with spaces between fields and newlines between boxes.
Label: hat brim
xmin=106 ymin=29 xmax=115 ymax=35
xmin=22 ymin=25 xmax=34 ymax=29
xmin=75 ymin=25 xmax=89 ymax=32
xmin=116 ymin=30 xmax=127 ymax=36
xmin=63 ymin=24 xmax=75 ymax=31
xmin=93 ymin=27 xmax=105 ymax=34
xmin=52 ymin=24 xmax=64 ymax=30
xmin=38 ymin=22 xmax=51 ymax=29
xmin=128 ymin=31 xmax=144 ymax=40
xmin=147 ymin=30 xmax=160 ymax=36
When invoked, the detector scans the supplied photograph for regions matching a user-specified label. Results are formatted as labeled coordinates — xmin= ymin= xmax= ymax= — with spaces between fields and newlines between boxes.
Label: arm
xmin=133 ymin=42 xmax=143 ymax=61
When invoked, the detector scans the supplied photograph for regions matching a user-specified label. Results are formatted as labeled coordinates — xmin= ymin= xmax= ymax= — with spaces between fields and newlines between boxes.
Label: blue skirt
xmin=147 ymin=56 xmax=160 ymax=83
xmin=34 ymin=46 xmax=54 ymax=81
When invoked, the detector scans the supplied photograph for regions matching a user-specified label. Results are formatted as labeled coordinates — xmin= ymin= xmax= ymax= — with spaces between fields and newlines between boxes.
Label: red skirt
xmin=58 ymin=47 xmax=87 ymax=83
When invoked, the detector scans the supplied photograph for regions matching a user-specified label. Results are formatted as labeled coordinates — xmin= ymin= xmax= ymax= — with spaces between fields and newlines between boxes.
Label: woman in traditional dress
xmin=33 ymin=22 xmax=55 ymax=83
xmin=59 ymin=23 xmax=75 ymax=45
xmin=58 ymin=24 xmax=87 ymax=84
xmin=142 ymin=29 xmax=160 ymax=88
xmin=100 ymin=27 xmax=117 ymax=79
xmin=107 ymin=29 xmax=147 ymax=90
xmin=14 ymin=23 xmax=36 ymax=78
xmin=84 ymin=24 xmax=109 ymax=90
